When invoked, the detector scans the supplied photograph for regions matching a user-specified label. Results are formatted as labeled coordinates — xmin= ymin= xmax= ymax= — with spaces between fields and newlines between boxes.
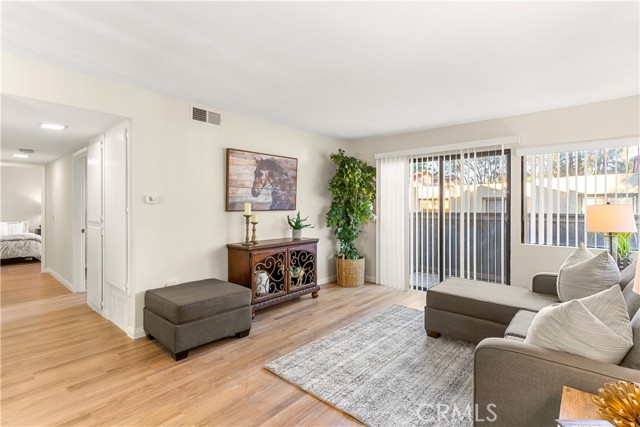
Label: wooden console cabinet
xmin=227 ymin=238 xmax=319 ymax=316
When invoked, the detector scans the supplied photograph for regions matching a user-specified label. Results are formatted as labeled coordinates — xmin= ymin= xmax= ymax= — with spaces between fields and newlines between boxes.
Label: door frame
xmin=72 ymin=148 xmax=88 ymax=292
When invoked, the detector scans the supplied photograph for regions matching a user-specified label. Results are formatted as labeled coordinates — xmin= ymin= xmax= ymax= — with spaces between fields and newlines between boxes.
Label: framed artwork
xmin=226 ymin=148 xmax=298 ymax=211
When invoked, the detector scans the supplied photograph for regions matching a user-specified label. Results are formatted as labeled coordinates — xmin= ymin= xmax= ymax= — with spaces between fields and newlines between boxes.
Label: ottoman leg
xmin=427 ymin=330 xmax=441 ymax=339
xmin=236 ymin=328 xmax=251 ymax=338
xmin=173 ymin=350 xmax=189 ymax=361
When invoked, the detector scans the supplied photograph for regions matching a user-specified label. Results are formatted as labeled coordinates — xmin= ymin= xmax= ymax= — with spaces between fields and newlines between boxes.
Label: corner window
xmin=522 ymin=144 xmax=639 ymax=250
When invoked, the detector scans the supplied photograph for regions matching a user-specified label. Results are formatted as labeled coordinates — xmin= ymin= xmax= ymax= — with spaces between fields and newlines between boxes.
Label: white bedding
xmin=1 ymin=233 xmax=42 ymax=260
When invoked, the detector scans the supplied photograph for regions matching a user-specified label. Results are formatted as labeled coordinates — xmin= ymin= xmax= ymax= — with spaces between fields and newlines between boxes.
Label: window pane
xmin=522 ymin=145 xmax=639 ymax=251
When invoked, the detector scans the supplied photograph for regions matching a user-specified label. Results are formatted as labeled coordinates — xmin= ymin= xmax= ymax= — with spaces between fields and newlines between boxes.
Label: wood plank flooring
xmin=1 ymin=262 xmax=426 ymax=426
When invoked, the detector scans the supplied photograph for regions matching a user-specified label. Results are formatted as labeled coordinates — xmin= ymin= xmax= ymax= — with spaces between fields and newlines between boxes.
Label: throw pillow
xmin=620 ymin=309 xmax=639 ymax=370
xmin=557 ymin=249 xmax=620 ymax=302
xmin=525 ymin=286 xmax=633 ymax=364
xmin=622 ymin=279 xmax=640 ymax=320
xmin=560 ymin=243 xmax=593 ymax=268
xmin=619 ymin=258 xmax=637 ymax=290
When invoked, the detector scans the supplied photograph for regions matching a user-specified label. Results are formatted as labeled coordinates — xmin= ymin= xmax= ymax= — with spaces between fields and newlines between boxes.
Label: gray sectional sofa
xmin=425 ymin=261 xmax=640 ymax=427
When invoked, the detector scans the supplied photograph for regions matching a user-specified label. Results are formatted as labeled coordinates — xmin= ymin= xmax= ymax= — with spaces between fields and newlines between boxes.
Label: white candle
xmin=251 ymin=213 xmax=258 ymax=222
xmin=244 ymin=202 xmax=251 ymax=215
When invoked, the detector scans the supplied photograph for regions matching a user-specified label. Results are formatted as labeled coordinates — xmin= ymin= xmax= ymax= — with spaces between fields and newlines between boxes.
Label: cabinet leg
xmin=312 ymin=291 xmax=319 ymax=298
xmin=251 ymin=311 xmax=255 ymax=320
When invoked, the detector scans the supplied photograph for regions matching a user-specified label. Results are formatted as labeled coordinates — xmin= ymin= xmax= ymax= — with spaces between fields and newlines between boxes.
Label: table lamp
xmin=585 ymin=202 xmax=637 ymax=259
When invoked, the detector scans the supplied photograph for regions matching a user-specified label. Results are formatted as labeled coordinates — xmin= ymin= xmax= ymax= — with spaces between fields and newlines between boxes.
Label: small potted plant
xmin=287 ymin=212 xmax=314 ymax=239
xmin=616 ymin=232 xmax=633 ymax=270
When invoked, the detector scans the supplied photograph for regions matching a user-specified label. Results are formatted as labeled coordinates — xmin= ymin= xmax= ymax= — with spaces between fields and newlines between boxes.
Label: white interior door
xmin=104 ymin=123 xmax=128 ymax=293
xmin=86 ymin=139 xmax=103 ymax=311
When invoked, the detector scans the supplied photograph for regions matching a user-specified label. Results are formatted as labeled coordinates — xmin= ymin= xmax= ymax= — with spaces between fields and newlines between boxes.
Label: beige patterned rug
xmin=265 ymin=305 xmax=476 ymax=427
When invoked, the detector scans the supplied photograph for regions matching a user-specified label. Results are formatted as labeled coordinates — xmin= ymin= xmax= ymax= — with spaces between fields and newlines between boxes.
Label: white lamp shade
xmin=585 ymin=204 xmax=638 ymax=233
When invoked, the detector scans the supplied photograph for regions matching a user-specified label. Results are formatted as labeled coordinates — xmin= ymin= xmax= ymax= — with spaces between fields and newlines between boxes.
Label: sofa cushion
xmin=620 ymin=308 xmax=640 ymax=369
xmin=426 ymin=278 xmax=559 ymax=325
xmin=525 ymin=286 xmax=633 ymax=364
xmin=145 ymin=278 xmax=251 ymax=324
xmin=557 ymin=250 xmax=620 ymax=302
xmin=622 ymin=279 xmax=640 ymax=320
xmin=504 ymin=310 xmax=537 ymax=339
xmin=620 ymin=258 xmax=637 ymax=290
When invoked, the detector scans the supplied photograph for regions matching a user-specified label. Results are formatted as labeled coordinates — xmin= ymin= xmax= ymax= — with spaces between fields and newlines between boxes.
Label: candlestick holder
xmin=242 ymin=214 xmax=252 ymax=246
xmin=251 ymin=221 xmax=259 ymax=245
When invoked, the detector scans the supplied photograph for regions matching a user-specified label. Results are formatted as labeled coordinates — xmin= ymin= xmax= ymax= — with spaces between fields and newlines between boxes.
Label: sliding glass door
xmin=410 ymin=149 xmax=511 ymax=290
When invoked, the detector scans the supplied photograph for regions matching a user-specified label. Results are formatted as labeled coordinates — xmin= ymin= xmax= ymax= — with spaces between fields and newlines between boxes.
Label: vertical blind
xmin=409 ymin=146 xmax=510 ymax=288
xmin=522 ymin=140 xmax=639 ymax=249
xmin=375 ymin=137 xmax=516 ymax=290
xmin=375 ymin=156 xmax=409 ymax=289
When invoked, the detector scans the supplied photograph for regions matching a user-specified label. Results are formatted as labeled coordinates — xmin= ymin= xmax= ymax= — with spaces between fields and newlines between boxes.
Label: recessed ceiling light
xmin=39 ymin=123 xmax=67 ymax=131
xmin=12 ymin=153 xmax=30 ymax=158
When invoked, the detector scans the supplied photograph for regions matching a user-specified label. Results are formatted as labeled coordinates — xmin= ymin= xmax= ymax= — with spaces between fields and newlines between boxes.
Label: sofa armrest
xmin=474 ymin=338 xmax=640 ymax=427
xmin=531 ymin=272 xmax=558 ymax=296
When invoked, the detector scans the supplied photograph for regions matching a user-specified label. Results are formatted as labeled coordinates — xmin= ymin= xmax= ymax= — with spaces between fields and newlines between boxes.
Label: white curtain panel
xmin=376 ymin=156 xmax=409 ymax=289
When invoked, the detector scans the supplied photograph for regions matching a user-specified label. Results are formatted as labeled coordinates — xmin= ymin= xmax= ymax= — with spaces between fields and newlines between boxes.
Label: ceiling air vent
xmin=191 ymin=106 xmax=221 ymax=126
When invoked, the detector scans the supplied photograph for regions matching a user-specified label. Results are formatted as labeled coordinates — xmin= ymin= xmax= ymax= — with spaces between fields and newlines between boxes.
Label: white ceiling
xmin=2 ymin=1 xmax=638 ymax=140
xmin=1 ymin=95 xmax=126 ymax=164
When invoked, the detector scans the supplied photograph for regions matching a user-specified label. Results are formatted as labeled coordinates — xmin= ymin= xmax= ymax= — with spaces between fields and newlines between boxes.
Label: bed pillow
xmin=525 ymin=285 xmax=633 ymax=364
xmin=557 ymin=248 xmax=620 ymax=302
xmin=2 ymin=221 xmax=29 ymax=235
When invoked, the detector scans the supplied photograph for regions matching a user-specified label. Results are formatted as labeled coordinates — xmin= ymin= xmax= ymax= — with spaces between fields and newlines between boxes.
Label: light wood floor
xmin=1 ymin=262 xmax=426 ymax=426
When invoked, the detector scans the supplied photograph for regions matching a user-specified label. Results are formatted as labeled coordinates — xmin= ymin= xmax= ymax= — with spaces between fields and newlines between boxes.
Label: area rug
xmin=265 ymin=305 xmax=476 ymax=427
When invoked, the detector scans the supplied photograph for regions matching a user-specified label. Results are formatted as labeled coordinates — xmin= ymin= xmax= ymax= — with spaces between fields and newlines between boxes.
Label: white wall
xmin=1 ymin=164 xmax=42 ymax=232
xmin=2 ymin=54 xmax=343 ymax=337
xmin=349 ymin=96 xmax=640 ymax=287
xmin=44 ymin=153 xmax=74 ymax=285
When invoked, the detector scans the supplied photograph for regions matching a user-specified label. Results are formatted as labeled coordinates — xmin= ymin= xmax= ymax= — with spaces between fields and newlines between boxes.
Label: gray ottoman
xmin=144 ymin=278 xmax=252 ymax=360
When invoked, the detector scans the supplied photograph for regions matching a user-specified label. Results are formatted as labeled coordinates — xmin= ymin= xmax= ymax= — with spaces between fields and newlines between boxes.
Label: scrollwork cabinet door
xmin=251 ymin=250 xmax=287 ymax=303
xmin=287 ymin=245 xmax=317 ymax=292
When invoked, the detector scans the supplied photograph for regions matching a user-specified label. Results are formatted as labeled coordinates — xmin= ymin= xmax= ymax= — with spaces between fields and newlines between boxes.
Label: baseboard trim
xmin=365 ymin=275 xmax=377 ymax=284
xmin=45 ymin=268 xmax=75 ymax=292
xmin=128 ymin=326 xmax=146 ymax=340
xmin=318 ymin=275 xmax=336 ymax=285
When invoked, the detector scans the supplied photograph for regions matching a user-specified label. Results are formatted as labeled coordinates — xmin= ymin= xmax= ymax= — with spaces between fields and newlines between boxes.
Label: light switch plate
xmin=144 ymin=195 xmax=159 ymax=204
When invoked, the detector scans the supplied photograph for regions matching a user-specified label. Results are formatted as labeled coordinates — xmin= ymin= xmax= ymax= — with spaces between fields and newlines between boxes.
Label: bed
xmin=1 ymin=221 xmax=42 ymax=260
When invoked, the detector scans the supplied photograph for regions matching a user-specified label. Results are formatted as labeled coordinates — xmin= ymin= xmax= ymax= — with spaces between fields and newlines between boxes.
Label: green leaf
xmin=287 ymin=211 xmax=314 ymax=230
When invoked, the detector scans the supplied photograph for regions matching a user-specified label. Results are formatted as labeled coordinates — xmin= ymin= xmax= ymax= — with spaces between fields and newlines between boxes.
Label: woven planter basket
xmin=336 ymin=257 xmax=365 ymax=287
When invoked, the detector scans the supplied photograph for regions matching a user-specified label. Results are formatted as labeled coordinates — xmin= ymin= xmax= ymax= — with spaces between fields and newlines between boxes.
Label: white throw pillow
xmin=557 ymin=248 xmax=620 ymax=302
xmin=525 ymin=286 xmax=633 ymax=364
xmin=560 ymin=243 xmax=593 ymax=268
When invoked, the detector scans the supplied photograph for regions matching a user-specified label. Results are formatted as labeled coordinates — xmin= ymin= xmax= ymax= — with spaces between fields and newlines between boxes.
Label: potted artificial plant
xmin=287 ymin=212 xmax=314 ymax=239
xmin=326 ymin=149 xmax=376 ymax=287
xmin=616 ymin=232 xmax=633 ymax=270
